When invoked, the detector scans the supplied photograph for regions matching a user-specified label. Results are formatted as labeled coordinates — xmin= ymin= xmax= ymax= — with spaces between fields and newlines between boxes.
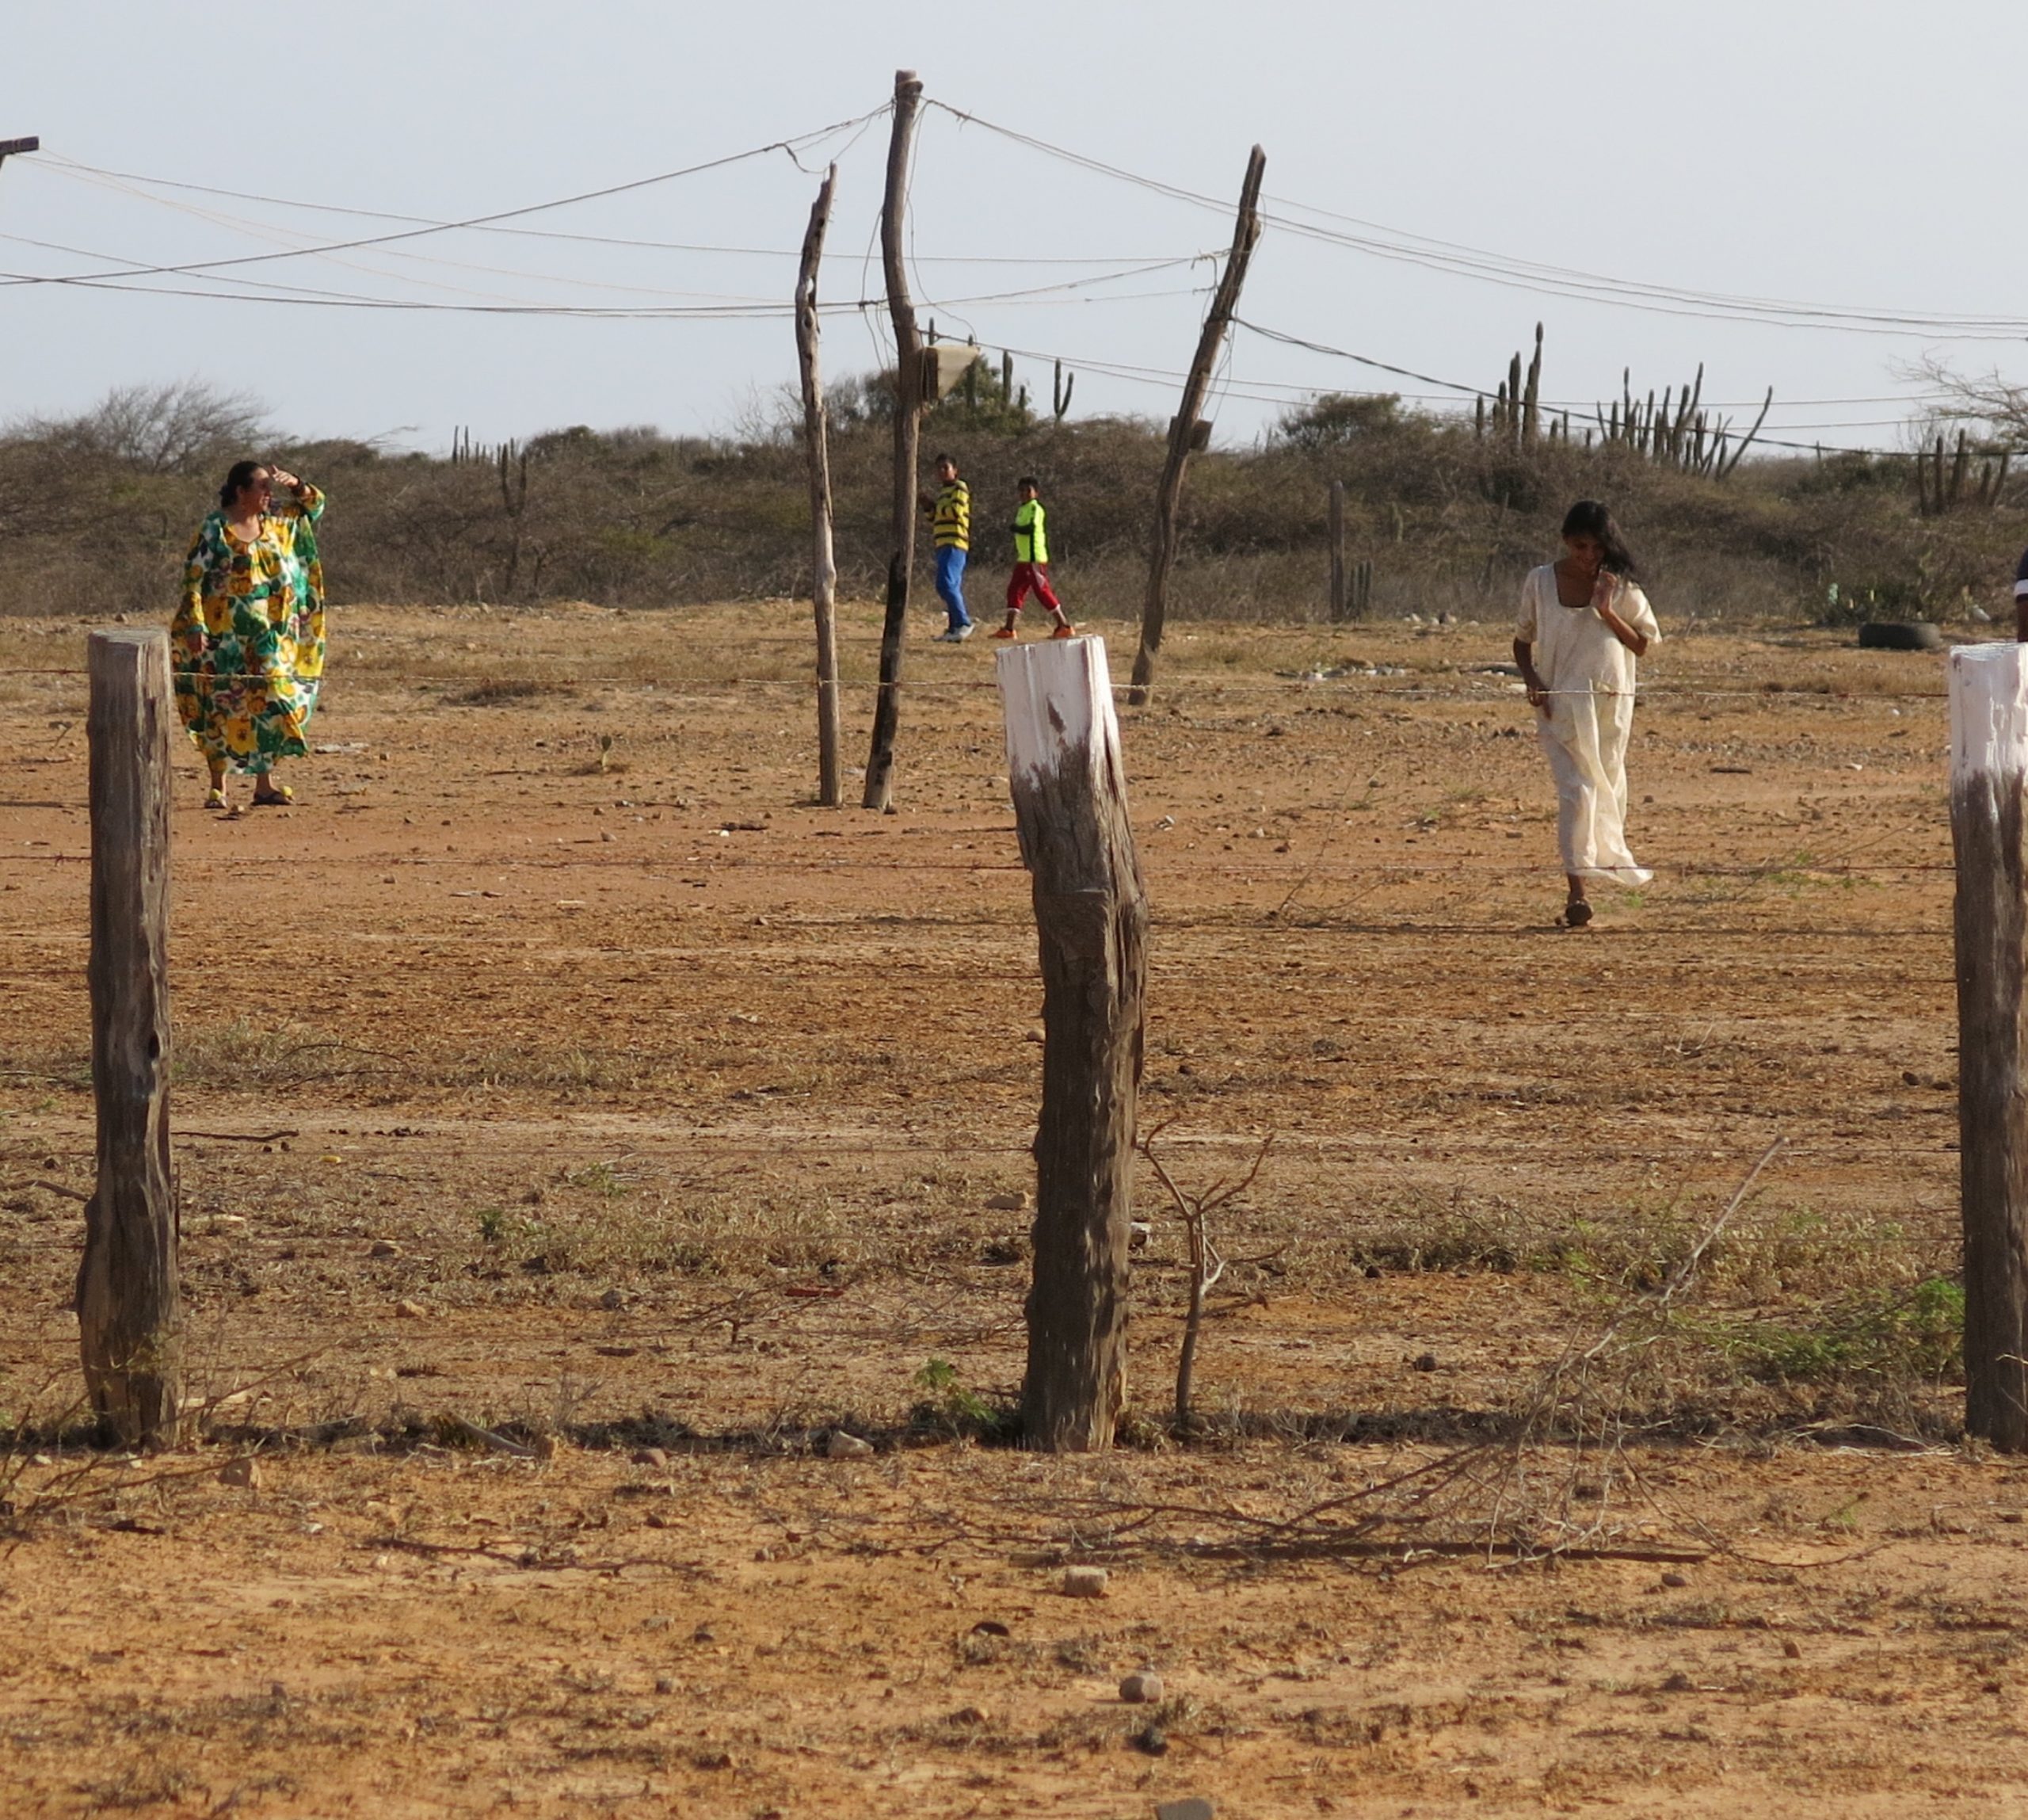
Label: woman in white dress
xmin=1512 ymin=501 xmax=1660 ymax=928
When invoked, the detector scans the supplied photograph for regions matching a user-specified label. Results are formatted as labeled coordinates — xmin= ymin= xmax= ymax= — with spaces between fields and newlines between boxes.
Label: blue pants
xmin=933 ymin=545 xmax=970 ymax=629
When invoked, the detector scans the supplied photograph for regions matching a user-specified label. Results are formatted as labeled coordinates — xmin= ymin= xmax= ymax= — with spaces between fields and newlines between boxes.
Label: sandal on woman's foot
xmin=251 ymin=784 xmax=293 ymax=807
xmin=204 ymin=787 xmax=227 ymax=811
xmin=1562 ymin=900 xmax=1592 ymax=928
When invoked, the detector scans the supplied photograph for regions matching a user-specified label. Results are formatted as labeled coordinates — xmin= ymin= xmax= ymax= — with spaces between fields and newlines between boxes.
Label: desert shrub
xmin=6 ymin=365 xmax=2021 ymax=623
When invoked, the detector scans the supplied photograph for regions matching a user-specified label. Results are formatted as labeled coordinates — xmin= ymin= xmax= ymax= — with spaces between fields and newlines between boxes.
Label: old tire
xmin=1857 ymin=621 xmax=1943 ymax=652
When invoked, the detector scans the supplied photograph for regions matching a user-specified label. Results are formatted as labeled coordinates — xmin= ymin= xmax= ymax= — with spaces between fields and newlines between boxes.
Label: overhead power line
xmin=929 ymin=99 xmax=2028 ymax=341
xmin=30 ymin=152 xmax=1191 ymax=266
xmin=2 ymin=109 xmax=890 ymax=293
xmin=0 ymin=88 xmax=2004 ymax=456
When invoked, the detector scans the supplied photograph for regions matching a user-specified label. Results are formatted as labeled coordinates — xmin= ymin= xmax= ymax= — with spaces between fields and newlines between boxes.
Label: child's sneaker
xmin=990 ymin=624 xmax=1017 ymax=640
xmin=1049 ymin=622 xmax=1077 ymax=639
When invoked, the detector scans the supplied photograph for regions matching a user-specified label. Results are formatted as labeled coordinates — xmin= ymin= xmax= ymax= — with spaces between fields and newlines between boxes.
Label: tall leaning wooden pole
xmin=1950 ymin=639 xmax=2028 ymax=1450
xmin=1127 ymin=144 xmax=1265 ymax=709
xmin=862 ymin=69 xmax=927 ymax=811
xmin=998 ymin=637 xmax=1149 ymax=1451
xmin=795 ymin=163 xmax=842 ymax=807
xmin=78 ymin=628 xmax=182 ymax=1446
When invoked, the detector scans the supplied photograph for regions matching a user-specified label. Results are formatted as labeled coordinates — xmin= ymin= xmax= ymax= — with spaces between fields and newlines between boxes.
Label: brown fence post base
xmin=80 ymin=628 xmax=182 ymax=1447
xmin=1952 ymin=641 xmax=2028 ymax=1451
xmin=997 ymin=637 xmax=1148 ymax=1451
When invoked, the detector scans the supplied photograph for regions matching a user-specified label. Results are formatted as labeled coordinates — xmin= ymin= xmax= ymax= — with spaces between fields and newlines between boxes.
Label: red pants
xmin=1005 ymin=563 xmax=1062 ymax=615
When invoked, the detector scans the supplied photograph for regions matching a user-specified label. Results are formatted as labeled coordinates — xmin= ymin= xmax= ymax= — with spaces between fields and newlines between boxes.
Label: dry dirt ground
xmin=2 ymin=598 xmax=2022 ymax=1818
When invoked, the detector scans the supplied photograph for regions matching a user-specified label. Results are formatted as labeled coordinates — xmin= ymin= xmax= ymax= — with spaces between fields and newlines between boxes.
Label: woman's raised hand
xmin=269 ymin=467 xmax=301 ymax=492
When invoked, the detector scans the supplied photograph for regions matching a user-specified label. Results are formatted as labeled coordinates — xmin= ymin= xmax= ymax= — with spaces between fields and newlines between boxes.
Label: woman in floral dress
xmin=171 ymin=460 xmax=326 ymax=809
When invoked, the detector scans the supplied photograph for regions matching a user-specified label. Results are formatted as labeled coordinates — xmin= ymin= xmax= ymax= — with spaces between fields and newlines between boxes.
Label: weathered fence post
xmin=1127 ymin=144 xmax=1265 ymax=708
xmin=861 ymin=68 xmax=926 ymax=811
xmin=1952 ymin=639 xmax=2028 ymax=1450
xmin=79 ymin=628 xmax=181 ymax=1445
xmin=1327 ymin=479 xmax=1346 ymax=623
xmin=997 ymin=637 xmax=1148 ymax=1451
xmin=795 ymin=163 xmax=842 ymax=807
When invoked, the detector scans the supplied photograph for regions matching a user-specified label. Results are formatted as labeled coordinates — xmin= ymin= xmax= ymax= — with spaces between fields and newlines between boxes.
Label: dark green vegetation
xmin=3 ymin=372 xmax=2022 ymax=622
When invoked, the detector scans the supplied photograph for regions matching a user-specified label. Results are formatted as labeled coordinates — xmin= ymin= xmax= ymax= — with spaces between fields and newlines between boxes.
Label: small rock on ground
xmin=1119 ymin=1669 xmax=1163 ymax=1704
xmin=1155 ymin=1799 xmax=1212 ymax=1820
xmin=1060 ymin=1566 xmax=1108 ymax=1599
xmin=826 ymin=1429 xmax=874 ymax=1459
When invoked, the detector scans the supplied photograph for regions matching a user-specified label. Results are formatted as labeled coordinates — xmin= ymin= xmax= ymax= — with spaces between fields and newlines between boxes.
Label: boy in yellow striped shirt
xmin=920 ymin=453 xmax=974 ymax=642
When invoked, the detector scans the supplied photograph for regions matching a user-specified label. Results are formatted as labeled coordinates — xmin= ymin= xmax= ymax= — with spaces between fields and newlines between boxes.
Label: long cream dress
xmin=1515 ymin=564 xmax=1660 ymax=885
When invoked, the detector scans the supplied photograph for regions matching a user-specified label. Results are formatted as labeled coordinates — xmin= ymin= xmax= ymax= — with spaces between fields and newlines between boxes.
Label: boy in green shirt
xmin=993 ymin=475 xmax=1075 ymax=640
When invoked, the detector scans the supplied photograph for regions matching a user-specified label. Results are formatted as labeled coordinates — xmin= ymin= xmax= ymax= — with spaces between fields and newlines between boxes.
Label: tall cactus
xmin=497 ymin=440 xmax=529 ymax=597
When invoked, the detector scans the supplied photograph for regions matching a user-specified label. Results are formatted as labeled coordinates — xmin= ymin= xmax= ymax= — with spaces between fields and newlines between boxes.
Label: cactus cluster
xmin=1471 ymin=327 xmax=1773 ymax=481
xmin=1597 ymin=365 xmax=1771 ymax=480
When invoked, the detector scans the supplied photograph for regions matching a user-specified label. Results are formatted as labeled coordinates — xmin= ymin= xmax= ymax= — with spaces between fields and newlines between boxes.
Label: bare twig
xmin=444 ymin=1415 xmax=543 ymax=1459
xmin=1578 ymin=1136 xmax=1786 ymax=1362
xmin=1138 ymin=1121 xmax=1275 ymax=1436
xmin=177 ymin=1130 xmax=299 ymax=1145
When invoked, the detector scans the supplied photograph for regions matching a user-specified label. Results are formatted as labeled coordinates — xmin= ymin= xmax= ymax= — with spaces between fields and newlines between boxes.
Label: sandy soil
xmin=2 ymin=597 xmax=2018 ymax=1818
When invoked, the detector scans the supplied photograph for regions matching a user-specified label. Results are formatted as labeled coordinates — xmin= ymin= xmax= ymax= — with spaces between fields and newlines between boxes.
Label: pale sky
xmin=2 ymin=1 xmax=2019 ymax=456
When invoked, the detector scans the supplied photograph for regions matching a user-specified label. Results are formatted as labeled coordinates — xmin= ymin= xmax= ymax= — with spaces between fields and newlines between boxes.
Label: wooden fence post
xmin=861 ymin=69 xmax=926 ymax=811
xmin=795 ymin=163 xmax=842 ymax=808
xmin=79 ymin=628 xmax=181 ymax=1446
xmin=1327 ymin=479 xmax=1346 ymax=622
xmin=1127 ymin=144 xmax=1266 ymax=708
xmin=997 ymin=636 xmax=1148 ymax=1450
xmin=1952 ymin=639 xmax=2028 ymax=1450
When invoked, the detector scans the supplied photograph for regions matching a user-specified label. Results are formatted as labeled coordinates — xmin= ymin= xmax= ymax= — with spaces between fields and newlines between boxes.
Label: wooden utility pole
xmin=1128 ymin=145 xmax=1266 ymax=708
xmin=862 ymin=70 xmax=927 ymax=811
xmin=795 ymin=164 xmax=843 ymax=807
xmin=78 ymin=628 xmax=181 ymax=1446
xmin=1951 ymin=640 xmax=2028 ymax=1449
xmin=997 ymin=637 xmax=1149 ymax=1451
xmin=1327 ymin=479 xmax=1346 ymax=622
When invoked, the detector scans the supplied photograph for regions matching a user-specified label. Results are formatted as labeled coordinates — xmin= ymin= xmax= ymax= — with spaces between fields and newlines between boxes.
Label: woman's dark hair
xmin=218 ymin=460 xmax=267 ymax=510
xmin=1561 ymin=499 xmax=1637 ymax=578
xmin=1016 ymin=475 xmax=1039 ymax=491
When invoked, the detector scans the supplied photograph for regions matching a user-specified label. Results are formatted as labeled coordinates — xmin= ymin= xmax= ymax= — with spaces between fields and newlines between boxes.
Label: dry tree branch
xmin=1138 ymin=1120 xmax=1275 ymax=1436
xmin=1578 ymin=1135 xmax=1786 ymax=1364
xmin=1024 ymin=1138 xmax=1795 ymax=1570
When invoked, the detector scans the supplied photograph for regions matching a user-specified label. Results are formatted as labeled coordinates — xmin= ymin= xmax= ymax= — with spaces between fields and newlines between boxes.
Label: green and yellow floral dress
xmin=171 ymin=484 xmax=326 ymax=775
